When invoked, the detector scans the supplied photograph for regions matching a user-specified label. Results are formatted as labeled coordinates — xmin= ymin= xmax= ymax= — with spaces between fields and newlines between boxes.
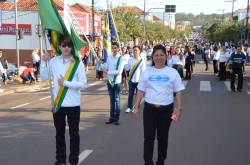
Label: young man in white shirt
xmin=125 ymin=46 xmax=146 ymax=113
xmin=40 ymin=36 xmax=87 ymax=165
xmin=102 ymin=42 xmax=125 ymax=125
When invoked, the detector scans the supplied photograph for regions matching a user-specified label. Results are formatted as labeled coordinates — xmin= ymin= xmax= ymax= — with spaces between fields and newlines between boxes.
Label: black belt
xmin=144 ymin=102 xmax=173 ymax=109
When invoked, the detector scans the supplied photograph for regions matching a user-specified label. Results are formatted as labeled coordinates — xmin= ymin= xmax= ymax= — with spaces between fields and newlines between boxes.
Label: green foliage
xmin=205 ymin=21 xmax=243 ymax=42
xmin=111 ymin=9 xmax=185 ymax=43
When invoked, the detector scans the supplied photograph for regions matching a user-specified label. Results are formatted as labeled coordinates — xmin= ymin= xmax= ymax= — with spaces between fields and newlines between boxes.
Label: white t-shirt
xmin=138 ymin=66 xmax=185 ymax=105
xmin=122 ymin=54 xmax=130 ymax=66
xmin=219 ymin=51 xmax=228 ymax=62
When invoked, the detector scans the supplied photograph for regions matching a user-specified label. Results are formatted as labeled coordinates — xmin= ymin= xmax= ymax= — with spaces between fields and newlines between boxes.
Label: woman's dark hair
xmin=133 ymin=45 xmax=141 ymax=51
xmin=112 ymin=42 xmax=120 ymax=48
xmin=151 ymin=44 xmax=167 ymax=66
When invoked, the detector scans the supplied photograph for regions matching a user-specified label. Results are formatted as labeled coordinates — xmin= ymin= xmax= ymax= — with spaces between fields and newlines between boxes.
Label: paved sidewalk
xmin=0 ymin=68 xmax=96 ymax=96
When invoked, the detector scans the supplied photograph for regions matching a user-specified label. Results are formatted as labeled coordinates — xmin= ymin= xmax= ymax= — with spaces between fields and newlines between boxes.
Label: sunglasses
xmin=61 ymin=43 xmax=72 ymax=48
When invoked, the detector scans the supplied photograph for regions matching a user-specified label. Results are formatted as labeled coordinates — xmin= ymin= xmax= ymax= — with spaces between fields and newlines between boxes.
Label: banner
xmin=0 ymin=24 xmax=32 ymax=35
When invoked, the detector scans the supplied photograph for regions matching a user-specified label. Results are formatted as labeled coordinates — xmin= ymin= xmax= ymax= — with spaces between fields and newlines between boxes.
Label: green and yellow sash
xmin=127 ymin=59 xmax=142 ymax=81
xmin=51 ymin=58 xmax=80 ymax=113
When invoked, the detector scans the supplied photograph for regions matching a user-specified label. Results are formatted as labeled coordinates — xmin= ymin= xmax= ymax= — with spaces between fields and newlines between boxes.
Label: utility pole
xmin=143 ymin=0 xmax=146 ymax=41
xmin=225 ymin=0 xmax=236 ymax=20
xmin=246 ymin=0 xmax=250 ymax=44
xmin=92 ymin=0 xmax=95 ymax=44
xmin=14 ymin=0 xmax=19 ymax=69
xmin=218 ymin=9 xmax=226 ymax=21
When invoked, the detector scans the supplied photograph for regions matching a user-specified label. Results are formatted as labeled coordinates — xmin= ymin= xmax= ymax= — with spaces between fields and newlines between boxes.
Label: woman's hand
xmin=172 ymin=107 xmax=182 ymax=121
xmin=133 ymin=106 xmax=140 ymax=120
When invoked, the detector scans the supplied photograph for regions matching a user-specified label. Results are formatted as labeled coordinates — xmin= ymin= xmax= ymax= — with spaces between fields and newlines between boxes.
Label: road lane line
xmin=78 ymin=149 xmax=93 ymax=164
xmin=200 ymin=81 xmax=211 ymax=92
xmin=10 ymin=103 xmax=30 ymax=109
xmin=39 ymin=96 xmax=50 ymax=101
xmin=247 ymin=91 xmax=250 ymax=95
xmin=224 ymin=81 xmax=231 ymax=91
xmin=88 ymin=81 xmax=103 ymax=87
xmin=248 ymin=83 xmax=250 ymax=86
xmin=97 ymin=86 xmax=107 ymax=91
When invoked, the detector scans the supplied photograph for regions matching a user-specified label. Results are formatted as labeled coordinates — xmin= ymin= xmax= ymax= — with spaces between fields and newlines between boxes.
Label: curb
xmin=0 ymin=82 xmax=50 ymax=96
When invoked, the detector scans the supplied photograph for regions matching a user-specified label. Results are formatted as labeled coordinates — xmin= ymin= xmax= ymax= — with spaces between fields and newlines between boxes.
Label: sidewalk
xmin=0 ymin=67 xmax=96 ymax=96
xmin=0 ymin=80 xmax=50 ymax=96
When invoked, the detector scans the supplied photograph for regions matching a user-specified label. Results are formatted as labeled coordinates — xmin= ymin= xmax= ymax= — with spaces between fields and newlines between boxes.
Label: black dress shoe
xmin=237 ymin=89 xmax=242 ymax=92
xmin=231 ymin=89 xmax=236 ymax=92
xmin=105 ymin=120 xmax=114 ymax=124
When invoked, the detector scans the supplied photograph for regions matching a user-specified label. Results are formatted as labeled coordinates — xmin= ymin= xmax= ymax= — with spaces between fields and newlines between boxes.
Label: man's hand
xmin=58 ymin=75 xmax=64 ymax=87
xmin=132 ymin=106 xmax=140 ymax=120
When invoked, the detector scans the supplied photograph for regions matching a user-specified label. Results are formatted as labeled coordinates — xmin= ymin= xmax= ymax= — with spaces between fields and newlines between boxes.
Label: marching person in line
xmin=219 ymin=46 xmax=229 ymax=81
xmin=102 ymin=42 xmax=125 ymax=125
xmin=169 ymin=47 xmax=185 ymax=79
xmin=121 ymin=46 xmax=130 ymax=95
xmin=40 ymin=36 xmax=87 ymax=165
xmin=125 ymin=45 xmax=146 ymax=113
xmin=133 ymin=44 xmax=185 ymax=165
xmin=212 ymin=46 xmax=220 ymax=75
xmin=203 ymin=44 xmax=211 ymax=71
xmin=228 ymin=45 xmax=246 ymax=92
xmin=184 ymin=46 xmax=193 ymax=80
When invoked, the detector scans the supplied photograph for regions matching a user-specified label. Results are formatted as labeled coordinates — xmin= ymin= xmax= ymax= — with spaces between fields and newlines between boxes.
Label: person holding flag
xmin=125 ymin=45 xmax=146 ymax=113
xmin=38 ymin=0 xmax=87 ymax=165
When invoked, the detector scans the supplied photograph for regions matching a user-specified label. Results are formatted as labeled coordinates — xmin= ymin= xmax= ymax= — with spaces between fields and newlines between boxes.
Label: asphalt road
xmin=0 ymin=63 xmax=250 ymax=165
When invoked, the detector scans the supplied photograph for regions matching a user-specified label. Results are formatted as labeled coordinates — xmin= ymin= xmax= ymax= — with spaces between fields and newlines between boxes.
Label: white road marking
xmin=39 ymin=96 xmax=50 ymax=101
xmin=224 ymin=81 xmax=231 ymax=91
xmin=78 ymin=149 xmax=93 ymax=164
xmin=182 ymin=80 xmax=188 ymax=87
xmin=247 ymin=91 xmax=250 ymax=95
xmin=10 ymin=103 xmax=30 ymax=109
xmin=97 ymin=86 xmax=107 ymax=91
xmin=88 ymin=81 xmax=103 ymax=87
xmin=198 ymin=61 xmax=204 ymax=64
xmin=200 ymin=81 xmax=212 ymax=92
xmin=248 ymin=83 xmax=250 ymax=86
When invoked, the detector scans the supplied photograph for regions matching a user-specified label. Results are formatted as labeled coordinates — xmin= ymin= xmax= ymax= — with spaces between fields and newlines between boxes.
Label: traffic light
xmin=18 ymin=29 xmax=24 ymax=40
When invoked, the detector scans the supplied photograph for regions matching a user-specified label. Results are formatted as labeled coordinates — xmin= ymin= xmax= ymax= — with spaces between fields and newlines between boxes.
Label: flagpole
xmin=43 ymin=30 xmax=56 ymax=113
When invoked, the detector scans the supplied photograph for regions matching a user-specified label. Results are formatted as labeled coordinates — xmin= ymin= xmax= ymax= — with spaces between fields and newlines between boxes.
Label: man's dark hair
xmin=133 ymin=45 xmax=141 ymax=51
xmin=59 ymin=36 xmax=72 ymax=45
xmin=112 ymin=42 xmax=120 ymax=48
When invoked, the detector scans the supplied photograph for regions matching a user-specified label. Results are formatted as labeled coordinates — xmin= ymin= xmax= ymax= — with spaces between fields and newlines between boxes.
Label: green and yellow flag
xmin=38 ymin=0 xmax=86 ymax=113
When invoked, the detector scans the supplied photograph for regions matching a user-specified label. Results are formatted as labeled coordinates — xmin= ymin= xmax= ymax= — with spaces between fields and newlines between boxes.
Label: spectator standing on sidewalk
xmin=102 ymin=42 xmax=125 ymax=125
xmin=124 ymin=45 xmax=146 ymax=113
xmin=40 ymin=36 xmax=87 ymax=165
xmin=0 ymin=50 xmax=8 ymax=85
xmin=229 ymin=45 xmax=246 ymax=92
xmin=133 ymin=44 xmax=185 ymax=165
xmin=32 ymin=48 xmax=40 ymax=81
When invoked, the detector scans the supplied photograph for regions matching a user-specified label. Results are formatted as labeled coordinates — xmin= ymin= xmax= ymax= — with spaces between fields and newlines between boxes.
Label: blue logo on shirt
xmin=148 ymin=75 xmax=170 ymax=82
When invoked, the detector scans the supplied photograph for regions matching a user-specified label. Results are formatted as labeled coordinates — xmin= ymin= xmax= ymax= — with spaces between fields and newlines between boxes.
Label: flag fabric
xmin=103 ymin=14 xmax=111 ymax=62
xmin=37 ymin=0 xmax=86 ymax=113
xmin=107 ymin=9 xmax=119 ymax=44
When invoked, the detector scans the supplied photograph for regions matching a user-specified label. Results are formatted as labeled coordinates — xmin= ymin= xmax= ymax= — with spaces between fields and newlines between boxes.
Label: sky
xmin=70 ymin=0 xmax=249 ymax=15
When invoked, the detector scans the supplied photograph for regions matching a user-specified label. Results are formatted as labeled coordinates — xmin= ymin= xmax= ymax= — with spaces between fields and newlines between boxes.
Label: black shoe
xmin=105 ymin=120 xmax=114 ymax=124
xmin=231 ymin=89 xmax=236 ymax=92
xmin=114 ymin=121 xmax=120 ymax=125
xmin=237 ymin=89 xmax=242 ymax=92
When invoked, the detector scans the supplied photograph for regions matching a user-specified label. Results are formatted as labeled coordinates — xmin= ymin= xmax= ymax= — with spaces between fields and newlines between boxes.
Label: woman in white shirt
xmin=219 ymin=46 xmax=228 ymax=81
xmin=212 ymin=46 xmax=220 ymax=75
xmin=133 ymin=44 xmax=185 ymax=165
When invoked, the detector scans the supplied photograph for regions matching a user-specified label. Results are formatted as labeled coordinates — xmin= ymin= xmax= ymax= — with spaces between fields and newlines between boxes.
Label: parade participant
xmin=218 ymin=46 xmax=228 ymax=81
xmin=184 ymin=46 xmax=193 ymax=80
xmin=102 ymin=42 xmax=125 ymax=125
xmin=125 ymin=45 xmax=146 ymax=113
xmin=121 ymin=46 xmax=130 ymax=94
xmin=133 ymin=44 xmax=185 ymax=165
xmin=170 ymin=47 xmax=184 ymax=79
xmin=203 ymin=44 xmax=211 ymax=71
xmin=212 ymin=46 xmax=220 ymax=75
xmin=40 ymin=36 xmax=87 ymax=165
xmin=228 ymin=45 xmax=246 ymax=92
